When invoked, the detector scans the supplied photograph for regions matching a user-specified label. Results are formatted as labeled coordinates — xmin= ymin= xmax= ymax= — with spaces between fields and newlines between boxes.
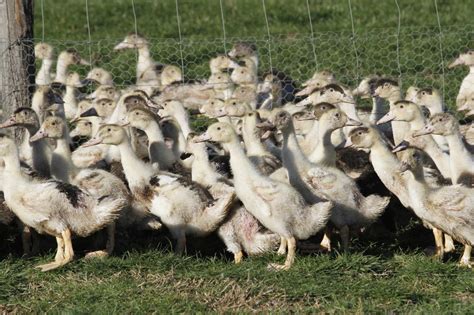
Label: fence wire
xmin=0 ymin=25 xmax=473 ymax=115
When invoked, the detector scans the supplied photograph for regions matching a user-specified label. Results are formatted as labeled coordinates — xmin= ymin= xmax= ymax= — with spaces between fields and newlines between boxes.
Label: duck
xmin=404 ymin=86 xmax=420 ymax=103
xmin=54 ymin=49 xmax=90 ymax=85
xmin=206 ymin=72 xmax=234 ymax=100
xmin=31 ymin=85 xmax=64 ymax=123
xmin=449 ymin=50 xmax=474 ymax=111
xmin=0 ymin=134 xmax=127 ymax=271
xmin=228 ymin=42 xmax=259 ymax=70
xmin=209 ymin=54 xmax=240 ymax=75
xmin=34 ymin=42 xmax=54 ymax=86
xmin=296 ymin=70 xmax=336 ymax=98
xmin=157 ymin=100 xmax=192 ymax=139
xmin=185 ymin=134 xmax=279 ymax=263
xmin=376 ymin=100 xmax=451 ymax=180
xmin=264 ymin=110 xmax=389 ymax=251
xmin=372 ymin=78 xmax=408 ymax=146
xmin=194 ymin=122 xmax=333 ymax=270
xmin=83 ymin=67 xmax=114 ymax=87
xmin=0 ymin=108 xmax=51 ymax=178
xmin=398 ymin=149 xmax=474 ymax=267
xmin=457 ymin=90 xmax=474 ymax=118
xmin=83 ymin=124 xmax=235 ymax=254
xmin=258 ymin=69 xmax=298 ymax=107
xmin=63 ymin=72 xmax=84 ymax=120
xmin=413 ymin=113 xmax=473 ymax=187
xmin=30 ymin=115 xmax=132 ymax=257
xmin=124 ymin=106 xmax=177 ymax=171
xmin=352 ymin=75 xmax=386 ymax=125
xmin=114 ymin=33 xmax=162 ymax=88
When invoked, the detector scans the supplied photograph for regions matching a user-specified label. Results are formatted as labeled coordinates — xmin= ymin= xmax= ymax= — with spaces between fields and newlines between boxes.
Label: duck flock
xmin=0 ymin=33 xmax=473 ymax=271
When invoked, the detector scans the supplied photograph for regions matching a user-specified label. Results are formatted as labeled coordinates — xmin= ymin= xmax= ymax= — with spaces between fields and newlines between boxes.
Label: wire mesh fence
xmin=0 ymin=25 xmax=473 ymax=119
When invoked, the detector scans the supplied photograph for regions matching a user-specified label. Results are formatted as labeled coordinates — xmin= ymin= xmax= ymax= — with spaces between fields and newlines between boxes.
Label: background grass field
xmin=0 ymin=0 xmax=473 ymax=313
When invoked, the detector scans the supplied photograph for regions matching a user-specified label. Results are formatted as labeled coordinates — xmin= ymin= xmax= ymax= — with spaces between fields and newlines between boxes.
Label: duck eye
xmin=439 ymin=118 xmax=442 ymax=122
xmin=211 ymin=102 xmax=214 ymax=105
xmin=335 ymin=113 xmax=340 ymax=118
xmin=51 ymin=122 xmax=56 ymax=126
xmin=358 ymin=132 xmax=362 ymax=135
xmin=240 ymin=71 xmax=244 ymax=74
xmin=217 ymin=76 xmax=221 ymax=79
xmin=232 ymin=102 xmax=236 ymax=105
xmin=107 ymin=128 xmax=111 ymax=132
xmin=400 ymin=105 xmax=404 ymax=109
xmin=279 ymin=112 xmax=286 ymax=118
xmin=135 ymin=112 xmax=139 ymax=115
xmin=216 ymin=127 xmax=221 ymax=131
xmin=330 ymin=88 xmax=334 ymax=92
xmin=134 ymin=99 xmax=138 ymax=104
xmin=248 ymin=113 xmax=252 ymax=117
xmin=422 ymin=92 xmax=425 ymax=95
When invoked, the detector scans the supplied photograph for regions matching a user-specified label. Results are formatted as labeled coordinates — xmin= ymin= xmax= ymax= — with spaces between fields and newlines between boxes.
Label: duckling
xmin=0 ymin=134 xmax=126 ymax=271
xmin=258 ymin=70 xmax=298 ymax=107
xmin=194 ymin=122 xmax=333 ymax=270
xmin=228 ymin=42 xmax=259 ymax=70
xmin=413 ymin=113 xmax=473 ymax=187
xmin=31 ymin=115 xmax=133 ymax=256
xmin=231 ymin=85 xmax=258 ymax=109
xmin=404 ymin=86 xmax=420 ymax=103
xmin=352 ymin=75 xmax=386 ymax=125
xmin=207 ymin=72 xmax=234 ymax=100
xmin=83 ymin=67 xmax=114 ymax=87
xmin=63 ymin=72 xmax=84 ymax=120
xmin=54 ymin=49 xmax=90 ymax=85
xmin=157 ymin=100 xmax=192 ymax=139
xmin=296 ymin=70 xmax=336 ymax=97
xmin=449 ymin=50 xmax=474 ymax=111
xmin=31 ymin=85 xmax=64 ymax=123
xmin=84 ymin=125 xmax=235 ymax=254
xmin=185 ymin=134 xmax=279 ymax=263
xmin=89 ymin=86 xmax=121 ymax=102
xmin=160 ymin=65 xmax=183 ymax=88
xmin=372 ymin=78 xmax=408 ymax=146
xmin=34 ymin=42 xmax=54 ymax=86
xmin=399 ymin=150 xmax=474 ymax=267
xmin=377 ymin=100 xmax=451 ymax=180
xmin=114 ymin=33 xmax=162 ymax=87
xmin=265 ymin=110 xmax=388 ymax=251
xmin=209 ymin=54 xmax=240 ymax=75
xmin=0 ymin=108 xmax=51 ymax=178
xmin=125 ymin=106 xmax=177 ymax=170
xmin=91 ymin=98 xmax=117 ymax=121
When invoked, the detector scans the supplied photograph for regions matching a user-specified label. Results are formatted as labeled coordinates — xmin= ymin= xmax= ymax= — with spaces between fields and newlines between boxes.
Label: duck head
xmin=297 ymin=83 xmax=353 ymax=107
xmin=448 ymin=50 xmax=474 ymax=68
xmin=352 ymin=76 xmax=380 ymax=99
xmin=69 ymin=118 xmax=93 ymax=138
xmin=161 ymin=65 xmax=183 ymax=86
xmin=82 ymin=124 xmax=128 ymax=147
xmin=114 ymin=33 xmax=148 ymax=50
xmin=0 ymin=108 xmax=39 ymax=130
xmin=413 ymin=113 xmax=458 ymax=137
xmin=30 ymin=116 xmax=66 ymax=142
xmin=83 ymin=67 xmax=113 ymax=86
xmin=194 ymin=122 xmax=237 ymax=144
xmin=405 ymin=86 xmax=420 ymax=103
xmin=377 ymin=100 xmax=421 ymax=125
xmin=58 ymin=49 xmax=90 ymax=66
xmin=228 ymin=42 xmax=257 ymax=59
xmin=34 ymin=42 xmax=54 ymax=60
xmin=372 ymin=78 xmax=399 ymax=99
xmin=66 ymin=72 xmax=84 ymax=88
xmin=125 ymin=106 xmax=158 ymax=130
xmin=345 ymin=127 xmax=382 ymax=150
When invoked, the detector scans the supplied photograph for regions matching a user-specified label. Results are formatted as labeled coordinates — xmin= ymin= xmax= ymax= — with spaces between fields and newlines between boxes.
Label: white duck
xmin=34 ymin=42 xmax=54 ymax=86
xmin=195 ymin=122 xmax=333 ymax=270
xmin=449 ymin=50 xmax=474 ymax=111
xmin=54 ymin=49 xmax=90 ymax=85
xmin=0 ymin=134 xmax=126 ymax=271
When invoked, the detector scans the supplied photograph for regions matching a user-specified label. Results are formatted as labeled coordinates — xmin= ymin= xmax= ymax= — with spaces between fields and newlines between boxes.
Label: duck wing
xmin=304 ymin=167 xmax=338 ymax=191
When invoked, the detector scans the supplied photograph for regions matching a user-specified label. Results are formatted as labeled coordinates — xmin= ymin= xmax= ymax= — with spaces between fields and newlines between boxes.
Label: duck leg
xmin=268 ymin=237 xmax=296 ymax=271
xmin=459 ymin=245 xmax=472 ymax=268
xmin=85 ymin=223 xmax=115 ymax=259
xmin=432 ymin=228 xmax=444 ymax=260
xmin=277 ymin=237 xmax=287 ymax=255
xmin=443 ymin=234 xmax=455 ymax=253
xmin=35 ymin=232 xmax=70 ymax=272
xmin=320 ymin=227 xmax=332 ymax=252
xmin=234 ymin=251 xmax=244 ymax=264
xmin=340 ymin=225 xmax=350 ymax=252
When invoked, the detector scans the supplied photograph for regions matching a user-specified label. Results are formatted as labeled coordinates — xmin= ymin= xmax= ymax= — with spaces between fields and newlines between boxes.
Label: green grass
xmin=1 ymin=217 xmax=473 ymax=313
xmin=33 ymin=0 xmax=474 ymax=111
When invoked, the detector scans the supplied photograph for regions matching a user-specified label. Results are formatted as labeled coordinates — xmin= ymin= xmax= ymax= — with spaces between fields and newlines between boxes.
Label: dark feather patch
xmin=375 ymin=78 xmax=398 ymax=88
xmin=53 ymin=181 xmax=84 ymax=208
xmin=322 ymin=83 xmax=345 ymax=94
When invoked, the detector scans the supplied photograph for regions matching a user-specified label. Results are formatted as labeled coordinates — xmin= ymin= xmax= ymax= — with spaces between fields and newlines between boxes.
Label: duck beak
xmin=392 ymin=140 xmax=409 ymax=153
xmin=193 ymin=132 xmax=211 ymax=143
xmin=295 ymin=97 xmax=312 ymax=107
xmin=458 ymin=102 xmax=470 ymax=112
xmin=346 ymin=117 xmax=363 ymax=127
xmin=30 ymin=130 xmax=48 ymax=142
xmin=295 ymin=86 xmax=313 ymax=97
xmin=80 ymin=78 xmax=96 ymax=86
xmin=466 ymin=109 xmax=474 ymax=117
xmin=293 ymin=111 xmax=315 ymax=121
xmin=256 ymin=121 xmax=275 ymax=130
xmin=0 ymin=117 xmax=17 ymax=129
xmin=412 ymin=124 xmax=434 ymax=137
xmin=81 ymin=137 xmax=103 ymax=147
xmin=79 ymin=58 xmax=91 ymax=66
xmin=227 ymin=49 xmax=236 ymax=58
xmin=118 ymin=118 xmax=130 ymax=127
xmin=343 ymin=137 xmax=354 ymax=148
xmin=376 ymin=112 xmax=395 ymax=125
xmin=448 ymin=56 xmax=464 ymax=68
xmin=114 ymin=41 xmax=133 ymax=50
xmin=227 ymin=59 xmax=240 ymax=69
xmin=80 ymin=107 xmax=99 ymax=118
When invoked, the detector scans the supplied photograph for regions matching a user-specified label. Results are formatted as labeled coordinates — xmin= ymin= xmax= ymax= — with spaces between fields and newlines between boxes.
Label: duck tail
xmin=195 ymin=188 xmax=236 ymax=234
xmin=89 ymin=195 xmax=127 ymax=232
xmin=361 ymin=195 xmax=390 ymax=223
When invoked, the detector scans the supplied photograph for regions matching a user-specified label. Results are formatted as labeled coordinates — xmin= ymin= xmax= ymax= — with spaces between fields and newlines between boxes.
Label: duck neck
xmin=54 ymin=58 xmax=69 ymax=84
xmin=173 ymin=111 xmax=192 ymax=138
xmin=445 ymin=130 xmax=473 ymax=181
xmin=418 ymin=137 xmax=451 ymax=179
xmin=144 ymin=120 xmax=165 ymax=143
xmin=53 ymin=135 xmax=77 ymax=181
xmin=370 ymin=140 xmax=401 ymax=173
xmin=407 ymin=113 xmax=425 ymax=131
xmin=370 ymin=96 xmax=385 ymax=124
xmin=137 ymin=45 xmax=154 ymax=78
xmin=37 ymin=58 xmax=53 ymax=85
xmin=281 ymin=122 xmax=310 ymax=170
xmin=118 ymin=139 xmax=154 ymax=185
xmin=191 ymin=145 xmax=219 ymax=186
xmin=3 ymin=149 xmax=22 ymax=175
xmin=470 ymin=66 xmax=474 ymax=74
xmin=225 ymin=137 xmax=262 ymax=182
xmin=308 ymin=120 xmax=336 ymax=166
xmin=242 ymin=116 xmax=268 ymax=156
